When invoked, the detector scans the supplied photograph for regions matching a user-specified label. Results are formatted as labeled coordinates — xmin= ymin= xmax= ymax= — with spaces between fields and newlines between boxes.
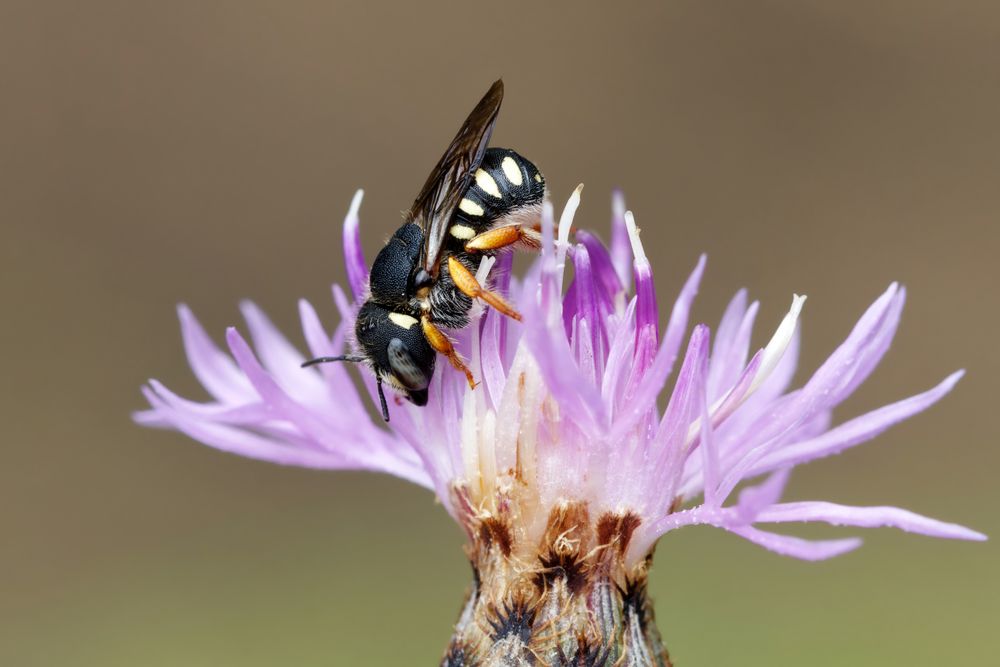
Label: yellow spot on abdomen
xmin=388 ymin=312 xmax=419 ymax=329
xmin=475 ymin=169 xmax=502 ymax=198
xmin=534 ymin=173 xmax=542 ymax=183
xmin=459 ymin=198 xmax=485 ymax=216
xmin=501 ymin=156 xmax=523 ymax=186
xmin=449 ymin=224 xmax=476 ymax=240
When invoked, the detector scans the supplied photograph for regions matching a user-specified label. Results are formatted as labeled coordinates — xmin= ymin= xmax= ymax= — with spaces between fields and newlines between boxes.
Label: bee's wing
xmin=410 ymin=79 xmax=503 ymax=277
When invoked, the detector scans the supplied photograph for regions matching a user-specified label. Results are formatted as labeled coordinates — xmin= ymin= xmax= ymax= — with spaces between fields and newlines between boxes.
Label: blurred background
xmin=2 ymin=1 xmax=997 ymax=665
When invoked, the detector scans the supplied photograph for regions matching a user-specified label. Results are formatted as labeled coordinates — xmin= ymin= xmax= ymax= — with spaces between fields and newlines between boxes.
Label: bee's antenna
xmin=301 ymin=355 xmax=366 ymax=368
xmin=376 ymin=377 xmax=390 ymax=422
xmin=302 ymin=354 xmax=390 ymax=421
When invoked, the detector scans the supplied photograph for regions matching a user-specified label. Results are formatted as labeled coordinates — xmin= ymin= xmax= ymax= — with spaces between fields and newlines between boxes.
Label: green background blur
xmin=3 ymin=2 xmax=997 ymax=665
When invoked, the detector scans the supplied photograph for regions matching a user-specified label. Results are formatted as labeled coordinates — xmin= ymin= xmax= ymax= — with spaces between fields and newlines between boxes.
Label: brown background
xmin=2 ymin=1 xmax=997 ymax=665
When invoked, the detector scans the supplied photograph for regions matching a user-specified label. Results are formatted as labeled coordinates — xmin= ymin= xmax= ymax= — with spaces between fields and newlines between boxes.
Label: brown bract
xmin=444 ymin=494 xmax=671 ymax=667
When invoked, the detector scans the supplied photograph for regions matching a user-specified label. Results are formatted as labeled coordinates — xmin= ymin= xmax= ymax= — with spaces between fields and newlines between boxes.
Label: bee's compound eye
xmin=387 ymin=337 xmax=430 ymax=391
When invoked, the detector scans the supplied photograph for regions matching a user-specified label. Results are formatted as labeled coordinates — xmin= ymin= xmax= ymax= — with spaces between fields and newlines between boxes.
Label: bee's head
xmin=355 ymin=302 xmax=436 ymax=406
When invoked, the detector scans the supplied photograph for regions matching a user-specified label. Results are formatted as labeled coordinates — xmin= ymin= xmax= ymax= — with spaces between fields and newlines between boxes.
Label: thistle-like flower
xmin=136 ymin=189 xmax=984 ymax=665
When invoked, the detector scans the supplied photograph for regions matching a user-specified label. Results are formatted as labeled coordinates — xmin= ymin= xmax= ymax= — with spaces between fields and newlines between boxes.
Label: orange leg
xmin=464 ymin=225 xmax=524 ymax=252
xmin=421 ymin=314 xmax=476 ymax=389
xmin=464 ymin=223 xmax=545 ymax=253
xmin=448 ymin=256 xmax=522 ymax=321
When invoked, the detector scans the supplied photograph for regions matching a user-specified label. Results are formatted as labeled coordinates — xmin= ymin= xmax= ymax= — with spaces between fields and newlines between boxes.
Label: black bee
xmin=303 ymin=80 xmax=546 ymax=420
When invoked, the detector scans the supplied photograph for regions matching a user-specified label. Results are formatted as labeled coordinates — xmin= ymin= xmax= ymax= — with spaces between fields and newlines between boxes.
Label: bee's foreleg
xmin=421 ymin=313 xmax=477 ymax=389
xmin=447 ymin=256 xmax=523 ymax=322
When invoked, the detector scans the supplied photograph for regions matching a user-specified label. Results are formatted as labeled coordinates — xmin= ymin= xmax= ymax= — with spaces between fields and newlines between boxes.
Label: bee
xmin=303 ymin=80 xmax=546 ymax=420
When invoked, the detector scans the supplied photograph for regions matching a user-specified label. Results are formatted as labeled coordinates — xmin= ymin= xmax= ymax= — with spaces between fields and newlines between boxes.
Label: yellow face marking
xmin=475 ymin=168 xmax=502 ymax=198
xmin=501 ymin=156 xmax=523 ymax=186
xmin=534 ymin=173 xmax=542 ymax=182
xmin=388 ymin=312 xmax=419 ymax=330
xmin=449 ymin=224 xmax=476 ymax=240
xmin=459 ymin=198 xmax=485 ymax=217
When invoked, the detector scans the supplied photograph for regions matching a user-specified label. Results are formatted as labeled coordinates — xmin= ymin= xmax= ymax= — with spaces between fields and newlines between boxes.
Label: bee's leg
xmin=447 ymin=256 xmax=523 ymax=322
xmin=464 ymin=224 xmax=540 ymax=253
xmin=421 ymin=313 xmax=477 ymax=389
xmin=375 ymin=376 xmax=390 ymax=422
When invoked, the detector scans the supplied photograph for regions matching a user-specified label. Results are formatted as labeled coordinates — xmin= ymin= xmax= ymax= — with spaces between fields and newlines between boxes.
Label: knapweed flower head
xmin=136 ymin=189 xmax=983 ymax=665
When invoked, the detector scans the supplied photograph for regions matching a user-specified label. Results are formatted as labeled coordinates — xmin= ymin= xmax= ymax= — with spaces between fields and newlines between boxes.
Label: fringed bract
xmin=443 ymin=498 xmax=671 ymax=667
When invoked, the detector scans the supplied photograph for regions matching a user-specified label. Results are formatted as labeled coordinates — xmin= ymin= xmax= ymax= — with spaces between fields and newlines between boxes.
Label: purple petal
xmin=697 ymin=346 xmax=721 ymax=506
xmin=735 ymin=468 xmax=791 ymax=522
xmin=489 ymin=252 xmax=514 ymax=362
xmin=298 ymin=299 xmax=368 ymax=417
xmin=654 ymin=326 xmax=710 ymax=498
xmin=609 ymin=190 xmax=631 ymax=291
xmin=331 ymin=283 xmax=355 ymax=323
xmin=676 ymin=350 xmax=765 ymax=493
xmin=600 ymin=298 xmax=638 ymax=414
xmin=562 ymin=269 xmax=580 ymax=336
xmin=342 ymin=189 xmax=369 ymax=302
xmin=576 ymin=229 xmax=624 ymax=310
xmin=521 ymin=287 xmax=606 ymax=431
xmin=144 ymin=379 xmax=270 ymax=423
xmin=299 ymin=298 xmax=340 ymax=360
xmin=569 ymin=244 xmax=606 ymax=376
xmin=715 ymin=284 xmax=904 ymax=500
xmin=480 ymin=307 xmax=507 ymax=410
xmin=141 ymin=385 xmax=350 ymax=469
xmin=609 ymin=255 xmax=706 ymax=444
xmin=708 ymin=350 xmax=763 ymax=431
xmin=707 ymin=289 xmax=749 ymax=401
xmin=226 ymin=328 xmax=363 ymax=452
xmin=728 ymin=526 xmax=863 ymax=561
xmin=177 ymin=304 xmax=253 ymax=404
xmin=799 ymin=284 xmax=902 ymax=410
xmin=625 ymin=210 xmax=659 ymax=370
xmin=834 ymin=286 xmax=906 ymax=403
xmin=633 ymin=258 xmax=659 ymax=370
xmin=540 ymin=199 xmax=555 ymax=263
xmin=240 ymin=300 xmax=327 ymax=407
xmin=755 ymin=502 xmax=986 ymax=541
xmin=519 ymin=202 xmax=608 ymax=430
xmin=647 ymin=505 xmax=862 ymax=560
xmin=747 ymin=371 xmax=964 ymax=477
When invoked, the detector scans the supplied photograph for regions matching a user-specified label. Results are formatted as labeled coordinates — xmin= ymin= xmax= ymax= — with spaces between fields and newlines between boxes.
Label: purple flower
xmin=137 ymin=187 xmax=985 ymax=662
xmin=135 ymin=188 xmax=984 ymax=567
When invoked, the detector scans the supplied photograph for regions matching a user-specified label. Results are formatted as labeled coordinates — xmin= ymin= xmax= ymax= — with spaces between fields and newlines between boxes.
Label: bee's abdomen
xmin=449 ymin=148 xmax=545 ymax=241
